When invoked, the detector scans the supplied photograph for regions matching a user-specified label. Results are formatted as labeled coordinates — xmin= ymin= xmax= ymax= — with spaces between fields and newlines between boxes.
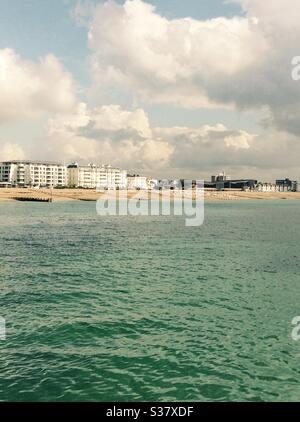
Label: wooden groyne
xmin=14 ymin=197 xmax=52 ymax=203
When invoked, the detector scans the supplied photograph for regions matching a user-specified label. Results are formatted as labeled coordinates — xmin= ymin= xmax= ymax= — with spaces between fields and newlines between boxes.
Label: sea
xmin=0 ymin=200 xmax=300 ymax=402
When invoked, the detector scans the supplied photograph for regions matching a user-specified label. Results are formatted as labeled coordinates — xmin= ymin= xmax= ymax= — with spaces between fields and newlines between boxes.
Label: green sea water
xmin=0 ymin=200 xmax=300 ymax=402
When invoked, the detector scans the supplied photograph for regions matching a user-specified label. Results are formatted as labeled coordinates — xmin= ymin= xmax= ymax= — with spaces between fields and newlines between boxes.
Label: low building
xmin=68 ymin=163 xmax=127 ymax=189
xmin=127 ymin=175 xmax=148 ymax=190
xmin=154 ymin=180 xmax=202 ymax=190
xmin=155 ymin=179 xmax=173 ymax=190
xmin=206 ymin=179 xmax=257 ymax=191
xmin=257 ymin=182 xmax=278 ymax=192
xmin=276 ymin=179 xmax=298 ymax=192
xmin=0 ymin=160 xmax=68 ymax=188
xmin=147 ymin=179 xmax=158 ymax=190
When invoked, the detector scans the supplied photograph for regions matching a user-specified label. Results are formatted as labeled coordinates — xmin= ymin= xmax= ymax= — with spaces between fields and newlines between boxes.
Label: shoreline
xmin=0 ymin=188 xmax=300 ymax=202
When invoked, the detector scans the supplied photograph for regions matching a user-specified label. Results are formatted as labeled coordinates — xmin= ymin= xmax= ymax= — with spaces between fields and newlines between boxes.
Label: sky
xmin=0 ymin=0 xmax=299 ymax=180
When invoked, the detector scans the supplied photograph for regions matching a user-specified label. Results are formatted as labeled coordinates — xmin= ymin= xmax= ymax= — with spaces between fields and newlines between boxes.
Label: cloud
xmin=1 ymin=1 xmax=298 ymax=181
xmin=154 ymin=124 xmax=258 ymax=171
xmin=0 ymin=49 xmax=77 ymax=122
xmin=78 ymin=0 xmax=300 ymax=135
xmin=0 ymin=142 xmax=25 ymax=161
xmin=46 ymin=103 xmax=267 ymax=176
xmin=46 ymin=102 xmax=300 ymax=179
xmin=84 ymin=0 xmax=266 ymax=108
xmin=2 ymin=100 xmax=295 ymax=180
xmin=47 ymin=103 xmax=173 ymax=169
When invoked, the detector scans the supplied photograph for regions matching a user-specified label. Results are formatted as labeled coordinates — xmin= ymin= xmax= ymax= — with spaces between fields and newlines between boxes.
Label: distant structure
xmin=147 ymin=179 xmax=159 ymax=190
xmin=276 ymin=178 xmax=298 ymax=192
xmin=257 ymin=182 xmax=278 ymax=192
xmin=155 ymin=179 xmax=179 ymax=190
xmin=0 ymin=160 xmax=67 ymax=188
xmin=1 ymin=161 xmax=299 ymax=193
xmin=127 ymin=175 xmax=149 ymax=190
xmin=207 ymin=173 xmax=299 ymax=192
xmin=68 ymin=163 xmax=127 ymax=190
xmin=207 ymin=171 xmax=256 ymax=191
xmin=211 ymin=171 xmax=231 ymax=183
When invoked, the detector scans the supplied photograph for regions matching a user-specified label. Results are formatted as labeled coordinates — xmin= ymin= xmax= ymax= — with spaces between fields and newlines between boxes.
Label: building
xmin=257 ymin=182 xmax=278 ymax=192
xmin=153 ymin=179 xmax=180 ymax=190
xmin=68 ymin=163 xmax=127 ymax=189
xmin=127 ymin=175 xmax=149 ymax=190
xmin=205 ymin=179 xmax=257 ymax=191
xmin=211 ymin=172 xmax=231 ymax=183
xmin=276 ymin=179 xmax=298 ymax=192
xmin=152 ymin=180 xmax=202 ymax=190
xmin=147 ymin=179 xmax=158 ymax=190
xmin=0 ymin=160 xmax=68 ymax=188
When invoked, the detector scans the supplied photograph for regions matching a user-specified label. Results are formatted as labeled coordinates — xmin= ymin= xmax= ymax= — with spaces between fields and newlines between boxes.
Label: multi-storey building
xmin=68 ymin=163 xmax=127 ymax=189
xmin=0 ymin=161 xmax=68 ymax=188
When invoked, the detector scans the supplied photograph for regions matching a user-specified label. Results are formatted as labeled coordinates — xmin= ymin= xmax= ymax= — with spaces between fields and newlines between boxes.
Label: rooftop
xmin=67 ymin=163 xmax=123 ymax=170
xmin=0 ymin=160 xmax=64 ymax=166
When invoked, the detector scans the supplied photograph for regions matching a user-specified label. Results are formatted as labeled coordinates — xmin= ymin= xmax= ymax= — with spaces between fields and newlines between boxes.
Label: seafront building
xmin=0 ymin=160 xmax=299 ymax=193
xmin=67 ymin=163 xmax=127 ymax=189
xmin=211 ymin=172 xmax=231 ymax=183
xmin=0 ymin=160 xmax=68 ymax=188
xmin=276 ymin=179 xmax=298 ymax=192
xmin=257 ymin=182 xmax=279 ymax=192
xmin=0 ymin=160 xmax=127 ymax=190
xmin=127 ymin=175 xmax=149 ymax=190
xmin=205 ymin=173 xmax=257 ymax=191
xmin=208 ymin=171 xmax=300 ymax=192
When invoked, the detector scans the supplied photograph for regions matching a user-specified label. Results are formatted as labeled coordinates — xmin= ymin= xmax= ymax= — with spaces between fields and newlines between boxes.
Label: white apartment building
xmin=68 ymin=163 xmax=127 ymax=189
xmin=0 ymin=161 xmax=68 ymax=188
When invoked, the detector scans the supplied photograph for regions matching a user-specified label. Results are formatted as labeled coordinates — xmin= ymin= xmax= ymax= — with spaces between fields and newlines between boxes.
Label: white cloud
xmin=47 ymin=103 xmax=173 ymax=169
xmin=46 ymin=102 xmax=300 ymax=179
xmin=81 ymin=0 xmax=266 ymax=108
xmin=46 ymin=103 xmax=263 ymax=176
xmin=0 ymin=142 xmax=25 ymax=161
xmin=0 ymin=49 xmax=77 ymax=122
xmin=0 ymin=1 xmax=298 ymax=180
xmin=224 ymin=131 xmax=253 ymax=149
xmin=77 ymin=0 xmax=300 ymax=136
xmin=2 ymin=100 xmax=296 ymax=179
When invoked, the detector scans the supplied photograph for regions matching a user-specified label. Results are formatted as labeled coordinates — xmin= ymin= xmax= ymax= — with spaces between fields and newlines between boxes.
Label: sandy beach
xmin=0 ymin=188 xmax=299 ymax=202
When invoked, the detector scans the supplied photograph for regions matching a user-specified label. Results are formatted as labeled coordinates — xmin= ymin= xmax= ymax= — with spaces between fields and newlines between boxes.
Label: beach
xmin=0 ymin=188 xmax=299 ymax=202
